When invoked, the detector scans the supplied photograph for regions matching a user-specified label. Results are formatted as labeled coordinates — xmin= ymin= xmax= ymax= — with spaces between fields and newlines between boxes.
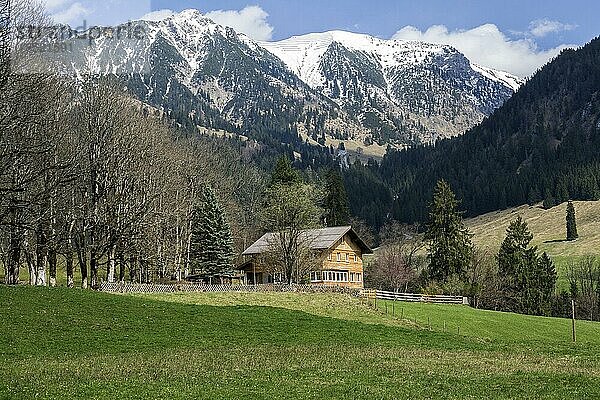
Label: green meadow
xmin=1 ymin=287 xmax=599 ymax=399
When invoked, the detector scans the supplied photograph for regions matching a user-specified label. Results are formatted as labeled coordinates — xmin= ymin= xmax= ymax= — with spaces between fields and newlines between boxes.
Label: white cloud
xmin=139 ymin=9 xmax=175 ymax=22
xmin=49 ymin=2 xmax=90 ymax=25
xmin=42 ymin=0 xmax=91 ymax=25
xmin=392 ymin=24 xmax=574 ymax=78
xmin=43 ymin=0 xmax=73 ymax=10
xmin=205 ymin=5 xmax=273 ymax=41
xmin=528 ymin=18 xmax=577 ymax=38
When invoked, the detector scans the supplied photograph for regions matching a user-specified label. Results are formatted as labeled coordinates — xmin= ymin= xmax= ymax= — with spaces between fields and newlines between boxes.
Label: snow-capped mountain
xmin=55 ymin=10 xmax=364 ymax=142
xmin=54 ymin=10 xmax=523 ymax=146
xmin=260 ymin=31 xmax=523 ymax=142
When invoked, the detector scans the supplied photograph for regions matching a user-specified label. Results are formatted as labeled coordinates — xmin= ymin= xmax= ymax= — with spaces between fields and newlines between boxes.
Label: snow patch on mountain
xmin=260 ymin=31 xmax=522 ymax=93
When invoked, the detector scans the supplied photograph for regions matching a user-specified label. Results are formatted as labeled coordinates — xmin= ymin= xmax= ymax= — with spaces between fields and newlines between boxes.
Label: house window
xmin=321 ymin=271 xmax=349 ymax=282
xmin=328 ymin=253 xmax=332 ymax=261
xmin=336 ymin=253 xmax=341 ymax=262
xmin=345 ymin=253 xmax=349 ymax=262
xmin=310 ymin=271 xmax=321 ymax=282
xmin=353 ymin=255 xmax=358 ymax=262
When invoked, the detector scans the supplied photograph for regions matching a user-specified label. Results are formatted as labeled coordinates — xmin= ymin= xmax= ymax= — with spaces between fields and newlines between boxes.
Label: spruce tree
xmin=542 ymin=189 xmax=556 ymax=209
xmin=271 ymin=155 xmax=301 ymax=186
xmin=189 ymin=186 xmax=234 ymax=280
xmin=498 ymin=217 xmax=535 ymax=312
xmin=424 ymin=180 xmax=474 ymax=283
xmin=324 ymin=169 xmax=350 ymax=227
xmin=498 ymin=217 xmax=556 ymax=315
xmin=566 ymin=201 xmax=579 ymax=241
xmin=537 ymin=252 xmax=557 ymax=316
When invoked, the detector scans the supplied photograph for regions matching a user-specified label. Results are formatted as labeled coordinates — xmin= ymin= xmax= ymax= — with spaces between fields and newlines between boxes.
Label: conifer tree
xmin=271 ymin=155 xmax=301 ymax=186
xmin=424 ymin=180 xmax=473 ymax=282
xmin=498 ymin=216 xmax=535 ymax=312
xmin=498 ymin=217 xmax=557 ymax=315
xmin=542 ymin=189 xmax=556 ymax=209
xmin=537 ymin=252 xmax=558 ymax=315
xmin=189 ymin=186 xmax=234 ymax=280
xmin=324 ymin=168 xmax=350 ymax=227
xmin=566 ymin=201 xmax=579 ymax=241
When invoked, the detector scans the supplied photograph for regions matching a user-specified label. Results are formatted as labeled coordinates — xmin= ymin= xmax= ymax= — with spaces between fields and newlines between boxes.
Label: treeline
xmin=366 ymin=180 xmax=600 ymax=321
xmin=0 ymin=70 xmax=271 ymax=287
xmin=345 ymin=36 xmax=600 ymax=226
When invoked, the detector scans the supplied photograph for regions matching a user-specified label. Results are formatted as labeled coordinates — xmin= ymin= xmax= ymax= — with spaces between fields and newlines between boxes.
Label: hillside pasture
xmin=466 ymin=200 xmax=600 ymax=258
xmin=2 ymin=287 xmax=599 ymax=399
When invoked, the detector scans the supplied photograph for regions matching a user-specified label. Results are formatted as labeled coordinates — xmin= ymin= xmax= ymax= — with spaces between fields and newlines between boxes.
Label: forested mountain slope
xmin=356 ymin=37 xmax=600 ymax=224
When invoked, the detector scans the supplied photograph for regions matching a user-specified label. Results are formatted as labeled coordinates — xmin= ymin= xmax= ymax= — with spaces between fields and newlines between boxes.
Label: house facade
xmin=238 ymin=226 xmax=372 ymax=289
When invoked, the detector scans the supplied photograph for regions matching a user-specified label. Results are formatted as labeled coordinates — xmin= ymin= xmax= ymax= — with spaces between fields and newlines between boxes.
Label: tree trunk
xmin=48 ymin=248 xmax=57 ymax=287
xmin=66 ymin=222 xmax=75 ymax=288
xmin=24 ymin=235 xmax=37 ymax=285
xmin=48 ymin=193 xmax=57 ymax=287
xmin=118 ymin=252 xmax=125 ymax=283
xmin=77 ymin=244 xmax=88 ymax=289
xmin=28 ymin=262 xmax=36 ymax=285
xmin=107 ymin=244 xmax=116 ymax=283
xmin=90 ymin=248 xmax=98 ymax=289
xmin=35 ymin=225 xmax=48 ymax=286
xmin=184 ymin=221 xmax=192 ymax=278
xmin=6 ymin=209 xmax=23 ymax=285
xmin=36 ymin=249 xmax=47 ymax=286
xmin=7 ymin=231 xmax=22 ymax=285
xmin=66 ymin=251 xmax=74 ymax=288
xmin=131 ymin=254 xmax=139 ymax=283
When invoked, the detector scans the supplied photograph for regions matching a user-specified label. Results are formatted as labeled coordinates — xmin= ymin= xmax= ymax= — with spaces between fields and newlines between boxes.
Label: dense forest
xmin=345 ymin=36 xmax=600 ymax=226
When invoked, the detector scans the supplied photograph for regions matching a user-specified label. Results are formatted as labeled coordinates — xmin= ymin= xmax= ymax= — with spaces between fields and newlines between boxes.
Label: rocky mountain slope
xmin=54 ymin=10 xmax=522 ymax=147
xmin=261 ymin=31 xmax=522 ymax=143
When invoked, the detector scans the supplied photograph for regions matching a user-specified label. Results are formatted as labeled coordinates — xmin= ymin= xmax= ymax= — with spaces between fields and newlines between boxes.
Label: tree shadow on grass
xmin=543 ymin=239 xmax=572 ymax=244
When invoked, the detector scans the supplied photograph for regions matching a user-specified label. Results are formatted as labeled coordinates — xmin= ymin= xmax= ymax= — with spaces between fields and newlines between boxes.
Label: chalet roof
xmin=242 ymin=226 xmax=373 ymax=256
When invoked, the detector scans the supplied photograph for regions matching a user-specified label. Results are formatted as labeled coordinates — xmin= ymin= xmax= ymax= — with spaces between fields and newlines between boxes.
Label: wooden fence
xmin=99 ymin=282 xmax=362 ymax=296
xmin=98 ymin=283 xmax=467 ymax=305
xmin=371 ymin=290 xmax=469 ymax=305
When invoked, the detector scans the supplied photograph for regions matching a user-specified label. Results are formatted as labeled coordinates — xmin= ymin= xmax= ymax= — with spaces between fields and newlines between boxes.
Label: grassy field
xmin=1 ymin=287 xmax=599 ymax=399
xmin=465 ymin=200 xmax=600 ymax=289
xmin=466 ymin=200 xmax=600 ymax=258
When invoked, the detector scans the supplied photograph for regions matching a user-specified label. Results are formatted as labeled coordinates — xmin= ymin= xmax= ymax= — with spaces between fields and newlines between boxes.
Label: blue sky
xmin=42 ymin=0 xmax=600 ymax=77
xmin=151 ymin=0 xmax=598 ymax=49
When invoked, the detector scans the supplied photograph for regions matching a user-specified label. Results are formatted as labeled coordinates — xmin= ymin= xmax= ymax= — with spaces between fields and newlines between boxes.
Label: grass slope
xmin=1 ymin=287 xmax=599 ymax=399
xmin=139 ymin=292 xmax=600 ymax=344
xmin=466 ymin=200 xmax=600 ymax=258
xmin=466 ymin=200 xmax=600 ymax=288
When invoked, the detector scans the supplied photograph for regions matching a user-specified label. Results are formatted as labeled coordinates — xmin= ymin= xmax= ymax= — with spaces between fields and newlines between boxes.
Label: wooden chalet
xmin=238 ymin=226 xmax=373 ymax=289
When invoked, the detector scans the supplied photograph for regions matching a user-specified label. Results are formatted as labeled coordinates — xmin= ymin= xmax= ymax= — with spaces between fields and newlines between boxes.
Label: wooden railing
xmin=366 ymin=289 xmax=468 ymax=305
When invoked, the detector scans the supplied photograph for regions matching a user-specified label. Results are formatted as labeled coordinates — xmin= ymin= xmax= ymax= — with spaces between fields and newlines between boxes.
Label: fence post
xmin=572 ymin=300 xmax=577 ymax=343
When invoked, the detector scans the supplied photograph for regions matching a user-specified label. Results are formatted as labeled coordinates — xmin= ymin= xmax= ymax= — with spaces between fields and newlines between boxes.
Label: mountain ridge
xmin=55 ymin=9 xmax=522 ymax=147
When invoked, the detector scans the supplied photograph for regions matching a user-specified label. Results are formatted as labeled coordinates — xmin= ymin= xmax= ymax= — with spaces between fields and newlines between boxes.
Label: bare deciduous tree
xmin=260 ymin=182 xmax=324 ymax=284
xmin=366 ymin=223 xmax=424 ymax=292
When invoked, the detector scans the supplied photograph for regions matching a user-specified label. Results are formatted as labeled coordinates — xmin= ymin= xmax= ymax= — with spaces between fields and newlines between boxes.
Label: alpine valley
xmin=58 ymin=9 xmax=522 ymax=151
